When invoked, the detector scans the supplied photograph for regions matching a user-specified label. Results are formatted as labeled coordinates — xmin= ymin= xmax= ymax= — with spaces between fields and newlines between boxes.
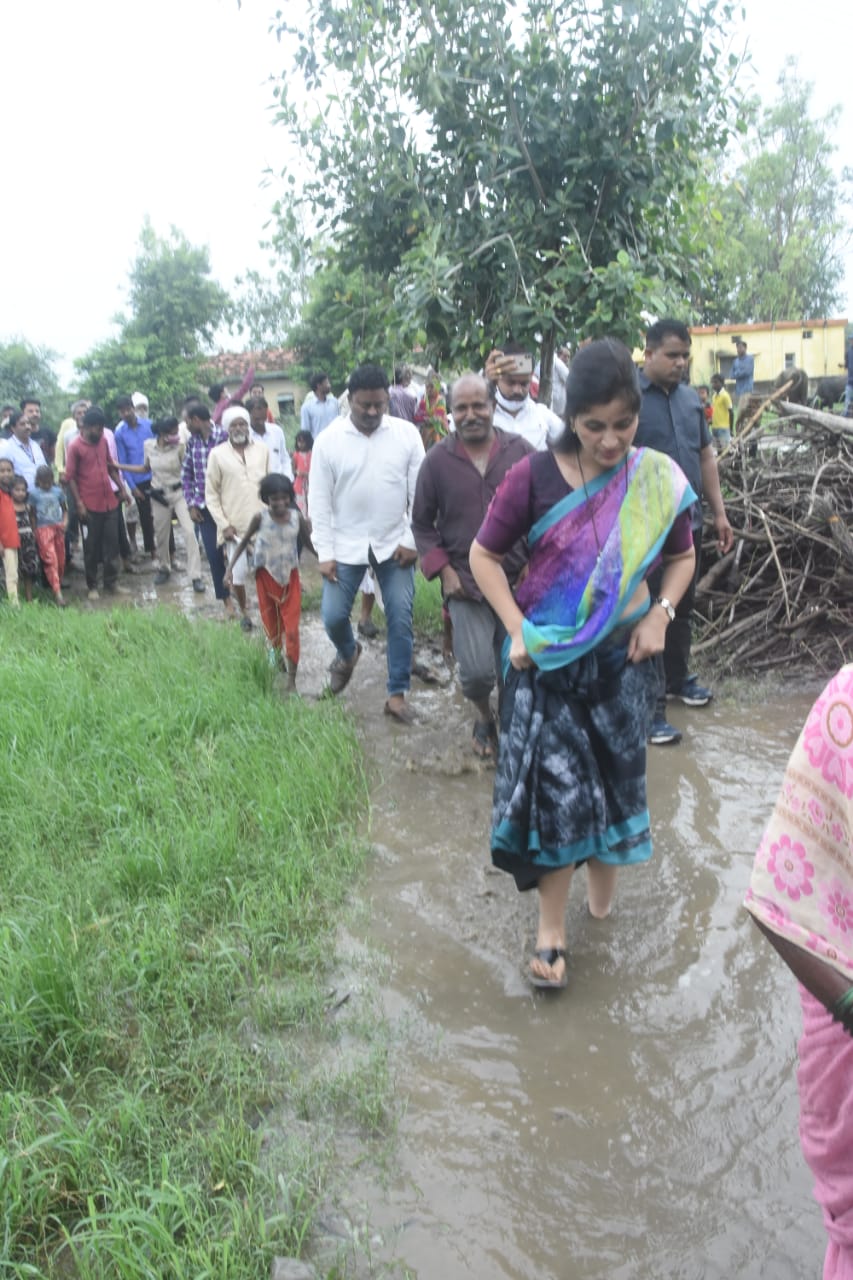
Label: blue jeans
xmin=321 ymin=557 xmax=414 ymax=696
xmin=197 ymin=507 xmax=230 ymax=601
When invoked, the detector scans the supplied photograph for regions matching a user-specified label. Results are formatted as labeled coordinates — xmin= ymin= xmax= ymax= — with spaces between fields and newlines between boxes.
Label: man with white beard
xmin=205 ymin=405 xmax=269 ymax=630
xmin=484 ymin=341 xmax=562 ymax=450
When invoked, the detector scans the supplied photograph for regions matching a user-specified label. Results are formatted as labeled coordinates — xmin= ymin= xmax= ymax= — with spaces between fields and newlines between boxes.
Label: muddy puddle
xmin=317 ymin=637 xmax=826 ymax=1280
xmin=68 ymin=551 xmax=828 ymax=1277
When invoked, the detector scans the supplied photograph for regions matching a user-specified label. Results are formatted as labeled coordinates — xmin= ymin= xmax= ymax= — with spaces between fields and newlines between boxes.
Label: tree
xmin=127 ymin=221 xmax=230 ymax=357
xmin=273 ymin=0 xmax=744 ymax=397
xmin=76 ymin=221 xmax=230 ymax=417
xmin=230 ymin=268 xmax=295 ymax=349
xmin=692 ymin=65 xmax=851 ymax=324
xmin=0 ymin=340 xmax=68 ymax=425
xmin=230 ymin=207 xmax=313 ymax=348
xmin=75 ymin=332 xmax=207 ymax=422
xmin=287 ymin=253 xmax=422 ymax=389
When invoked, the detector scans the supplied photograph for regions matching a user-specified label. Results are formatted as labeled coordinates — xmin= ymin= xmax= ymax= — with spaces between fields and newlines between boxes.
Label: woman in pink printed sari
xmin=746 ymin=666 xmax=853 ymax=1280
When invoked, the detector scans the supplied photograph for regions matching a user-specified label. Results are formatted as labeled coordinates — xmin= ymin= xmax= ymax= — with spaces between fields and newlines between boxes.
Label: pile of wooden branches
xmin=694 ymin=385 xmax=853 ymax=675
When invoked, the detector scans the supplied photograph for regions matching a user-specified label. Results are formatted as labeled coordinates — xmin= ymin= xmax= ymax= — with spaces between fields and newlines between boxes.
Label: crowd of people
xmin=2 ymin=328 xmax=850 ymax=1272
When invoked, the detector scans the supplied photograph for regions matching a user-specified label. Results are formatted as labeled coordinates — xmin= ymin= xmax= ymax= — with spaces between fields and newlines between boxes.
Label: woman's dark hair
xmin=555 ymin=339 xmax=641 ymax=453
xmin=259 ymin=472 xmax=296 ymax=504
xmin=151 ymin=416 xmax=179 ymax=437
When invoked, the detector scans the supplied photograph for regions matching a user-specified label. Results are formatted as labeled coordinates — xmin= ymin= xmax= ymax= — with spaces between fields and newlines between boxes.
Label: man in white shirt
xmin=0 ymin=410 xmax=47 ymax=488
xmin=247 ymin=397 xmax=293 ymax=479
xmin=484 ymin=342 xmax=562 ymax=450
xmin=309 ymin=364 xmax=425 ymax=723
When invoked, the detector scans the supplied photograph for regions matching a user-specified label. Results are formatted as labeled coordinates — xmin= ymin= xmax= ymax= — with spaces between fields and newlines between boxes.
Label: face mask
xmin=495 ymin=388 xmax=526 ymax=413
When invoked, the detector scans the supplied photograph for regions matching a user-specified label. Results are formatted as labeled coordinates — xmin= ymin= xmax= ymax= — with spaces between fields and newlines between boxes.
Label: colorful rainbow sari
xmin=490 ymin=446 xmax=695 ymax=886
xmin=515 ymin=445 xmax=696 ymax=671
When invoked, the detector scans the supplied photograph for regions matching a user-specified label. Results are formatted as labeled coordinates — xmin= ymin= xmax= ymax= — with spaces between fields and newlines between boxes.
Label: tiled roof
xmin=202 ymin=347 xmax=299 ymax=379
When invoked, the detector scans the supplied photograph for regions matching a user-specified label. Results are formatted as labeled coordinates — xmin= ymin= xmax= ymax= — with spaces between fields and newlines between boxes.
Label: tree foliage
xmin=76 ymin=221 xmax=230 ymax=418
xmin=127 ymin=221 xmax=230 ymax=357
xmin=230 ymin=207 xmax=313 ymax=349
xmin=230 ymin=268 xmax=296 ymax=349
xmin=692 ymin=65 xmax=851 ymax=324
xmin=274 ymin=0 xmax=744 ymax=391
xmin=0 ymin=340 xmax=68 ymax=426
xmin=286 ymin=253 xmax=422 ymax=389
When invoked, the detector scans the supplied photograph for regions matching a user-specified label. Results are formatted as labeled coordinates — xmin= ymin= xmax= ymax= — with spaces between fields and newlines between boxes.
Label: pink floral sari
xmin=746 ymin=665 xmax=853 ymax=1278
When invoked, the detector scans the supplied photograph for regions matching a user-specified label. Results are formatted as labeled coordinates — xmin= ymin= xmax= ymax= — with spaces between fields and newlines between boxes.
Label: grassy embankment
xmin=0 ymin=605 xmax=376 ymax=1277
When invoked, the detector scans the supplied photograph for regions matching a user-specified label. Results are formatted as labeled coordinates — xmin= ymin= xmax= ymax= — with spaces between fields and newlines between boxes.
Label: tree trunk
xmin=538 ymin=326 xmax=556 ymax=410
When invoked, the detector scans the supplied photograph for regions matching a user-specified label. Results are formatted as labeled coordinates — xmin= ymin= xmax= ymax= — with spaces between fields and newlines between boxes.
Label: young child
xmin=697 ymin=384 xmax=713 ymax=426
xmin=292 ymin=430 xmax=313 ymax=519
xmin=0 ymin=458 xmax=21 ymax=606
xmin=10 ymin=476 xmax=38 ymax=602
xmin=224 ymin=474 xmax=314 ymax=693
xmin=29 ymin=464 xmax=68 ymax=606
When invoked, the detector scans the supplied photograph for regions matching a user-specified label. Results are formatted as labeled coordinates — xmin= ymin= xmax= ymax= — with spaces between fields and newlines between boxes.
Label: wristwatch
xmin=653 ymin=596 xmax=676 ymax=622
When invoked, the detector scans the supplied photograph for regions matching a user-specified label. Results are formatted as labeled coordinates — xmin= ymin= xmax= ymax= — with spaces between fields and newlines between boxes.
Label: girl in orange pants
xmin=224 ymin=474 xmax=314 ymax=692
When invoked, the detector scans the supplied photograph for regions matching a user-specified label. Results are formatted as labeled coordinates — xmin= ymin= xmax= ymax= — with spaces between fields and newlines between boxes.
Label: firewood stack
xmin=694 ymin=387 xmax=853 ymax=675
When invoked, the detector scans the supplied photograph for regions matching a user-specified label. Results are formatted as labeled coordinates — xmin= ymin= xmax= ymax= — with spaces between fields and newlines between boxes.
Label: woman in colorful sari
xmin=414 ymin=369 xmax=449 ymax=451
xmin=469 ymin=338 xmax=697 ymax=989
xmin=745 ymin=667 xmax=853 ymax=1280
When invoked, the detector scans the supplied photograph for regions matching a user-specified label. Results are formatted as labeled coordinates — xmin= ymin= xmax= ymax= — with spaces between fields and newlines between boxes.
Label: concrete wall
xmin=687 ymin=320 xmax=848 ymax=392
xmin=221 ymin=372 xmax=308 ymax=421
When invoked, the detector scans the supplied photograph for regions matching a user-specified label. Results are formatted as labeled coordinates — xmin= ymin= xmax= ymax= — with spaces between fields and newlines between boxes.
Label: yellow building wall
xmin=222 ymin=373 xmax=307 ymax=421
xmin=686 ymin=320 xmax=848 ymax=389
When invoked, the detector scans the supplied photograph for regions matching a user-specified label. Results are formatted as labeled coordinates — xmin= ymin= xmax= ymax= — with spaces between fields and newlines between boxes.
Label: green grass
xmin=412 ymin=571 xmax=443 ymax=637
xmin=0 ymin=604 xmax=374 ymax=1277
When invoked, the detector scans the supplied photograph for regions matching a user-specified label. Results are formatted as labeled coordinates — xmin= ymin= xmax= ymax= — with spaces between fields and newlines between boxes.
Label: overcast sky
xmin=3 ymin=0 xmax=850 ymax=388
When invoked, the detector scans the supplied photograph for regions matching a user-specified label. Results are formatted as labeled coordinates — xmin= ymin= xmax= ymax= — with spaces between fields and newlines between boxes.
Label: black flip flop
xmin=529 ymin=947 xmax=569 ymax=990
xmin=472 ymin=718 xmax=498 ymax=759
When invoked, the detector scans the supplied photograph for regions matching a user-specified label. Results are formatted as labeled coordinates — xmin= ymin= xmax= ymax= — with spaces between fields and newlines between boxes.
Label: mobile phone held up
xmin=502 ymin=352 xmax=534 ymax=376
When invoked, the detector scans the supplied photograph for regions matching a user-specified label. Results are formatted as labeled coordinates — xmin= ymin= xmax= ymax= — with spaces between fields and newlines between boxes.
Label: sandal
xmin=529 ymin=947 xmax=569 ymax=990
xmin=384 ymin=697 xmax=416 ymax=725
xmin=471 ymin=717 xmax=498 ymax=759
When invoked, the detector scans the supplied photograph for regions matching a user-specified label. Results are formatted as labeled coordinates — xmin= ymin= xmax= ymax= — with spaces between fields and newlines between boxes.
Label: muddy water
xmin=320 ymin=634 xmax=825 ymax=1280
xmin=75 ymin=555 xmax=826 ymax=1278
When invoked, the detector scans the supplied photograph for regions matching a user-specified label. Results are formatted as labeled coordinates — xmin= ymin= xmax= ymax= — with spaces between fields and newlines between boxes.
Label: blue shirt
xmin=115 ymin=417 xmax=153 ymax=486
xmin=29 ymin=484 xmax=66 ymax=527
xmin=635 ymin=373 xmax=711 ymax=530
xmin=730 ymin=353 xmax=754 ymax=397
xmin=301 ymin=396 xmax=340 ymax=440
